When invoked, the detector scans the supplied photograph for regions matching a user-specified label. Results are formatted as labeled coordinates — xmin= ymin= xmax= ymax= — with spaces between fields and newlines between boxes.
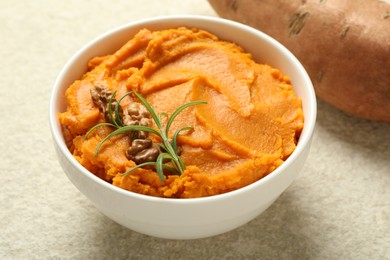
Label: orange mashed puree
xmin=59 ymin=27 xmax=303 ymax=198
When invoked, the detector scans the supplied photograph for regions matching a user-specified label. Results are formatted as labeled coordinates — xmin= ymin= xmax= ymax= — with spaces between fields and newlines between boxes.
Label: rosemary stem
xmin=161 ymin=132 xmax=185 ymax=173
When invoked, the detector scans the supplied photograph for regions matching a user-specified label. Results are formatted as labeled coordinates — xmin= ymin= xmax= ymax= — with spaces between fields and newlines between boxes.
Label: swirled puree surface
xmin=59 ymin=27 xmax=303 ymax=198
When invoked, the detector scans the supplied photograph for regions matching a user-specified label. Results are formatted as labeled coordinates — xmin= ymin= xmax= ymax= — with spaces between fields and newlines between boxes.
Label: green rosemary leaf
xmin=94 ymin=125 xmax=163 ymax=157
xmin=156 ymin=153 xmax=173 ymax=182
xmin=158 ymin=112 xmax=169 ymax=124
xmin=165 ymin=100 xmax=207 ymax=136
xmin=121 ymin=161 xmax=157 ymax=176
xmin=171 ymin=126 xmax=193 ymax=151
xmin=176 ymin=155 xmax=186 ymax=173
xmin=120 ymin=160 xmax=179 ymax=182
xmin=157 ymin=143 xmax=167 ymax=152
xmin=161 ymin=164 xmax=180 ymax=176
xmin=84 ymin=122 xmax=118 ymax=140
xmin=161 ymin=138 xmax=181 ymax=171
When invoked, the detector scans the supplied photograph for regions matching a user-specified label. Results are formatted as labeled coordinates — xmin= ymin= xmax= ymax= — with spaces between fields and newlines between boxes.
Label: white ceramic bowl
xmin=49 ymin=15 xmax=316 ymax=239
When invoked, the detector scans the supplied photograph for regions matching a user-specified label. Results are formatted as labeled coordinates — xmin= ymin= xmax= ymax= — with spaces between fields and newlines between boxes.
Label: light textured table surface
xmin=1 ymin=0 xmax=389 ymax=259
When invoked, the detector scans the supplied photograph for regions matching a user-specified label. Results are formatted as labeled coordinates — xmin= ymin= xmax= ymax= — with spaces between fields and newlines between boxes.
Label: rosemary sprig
xmin=85 ymin=91 xmax=207 ymax=182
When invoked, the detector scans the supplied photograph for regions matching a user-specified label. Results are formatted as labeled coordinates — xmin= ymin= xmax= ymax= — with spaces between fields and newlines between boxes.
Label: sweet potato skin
xmin=209 ymin=0 xmax=390 ymax=122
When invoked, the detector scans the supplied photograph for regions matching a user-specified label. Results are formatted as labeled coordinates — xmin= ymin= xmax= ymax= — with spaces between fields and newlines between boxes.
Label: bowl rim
xmin=49 ymin=15 xmax=317 ymax=204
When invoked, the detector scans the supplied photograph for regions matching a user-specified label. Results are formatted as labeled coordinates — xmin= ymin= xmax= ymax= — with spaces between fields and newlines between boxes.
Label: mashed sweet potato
xmin=59 ymin=27 xmax=303 ymax=198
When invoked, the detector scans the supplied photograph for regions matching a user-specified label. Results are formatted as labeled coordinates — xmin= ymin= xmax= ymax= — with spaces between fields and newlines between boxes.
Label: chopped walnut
xmin=126 ymin=138 xmax=161 ymax=164
xmin=123 ymin=102 xmax=153 ymax=140
xmin=123 ymin=103 xmax=152 ymax=126
xmin=126 ymin=102 xmax=151 ymax=120
xmin=90 ymin=85 xmax=122 ymax=122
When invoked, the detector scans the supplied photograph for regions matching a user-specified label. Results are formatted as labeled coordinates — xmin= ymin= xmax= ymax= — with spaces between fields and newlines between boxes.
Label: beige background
xmin=1 ymin=0 xmax=389 ymax=259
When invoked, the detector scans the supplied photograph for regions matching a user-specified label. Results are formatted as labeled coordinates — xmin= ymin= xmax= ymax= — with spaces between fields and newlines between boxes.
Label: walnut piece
xmin=90 ymin=85 xmax=122 ymax=122
xmin=123 ymin=102 xmax=153 ymax=140
xmin=126 ymin=138 xmax=161 ymax=164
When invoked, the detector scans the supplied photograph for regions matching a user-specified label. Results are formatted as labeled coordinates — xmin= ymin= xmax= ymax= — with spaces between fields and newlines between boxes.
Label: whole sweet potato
xmin=209 ymin=0 xmax=390 ymax=122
